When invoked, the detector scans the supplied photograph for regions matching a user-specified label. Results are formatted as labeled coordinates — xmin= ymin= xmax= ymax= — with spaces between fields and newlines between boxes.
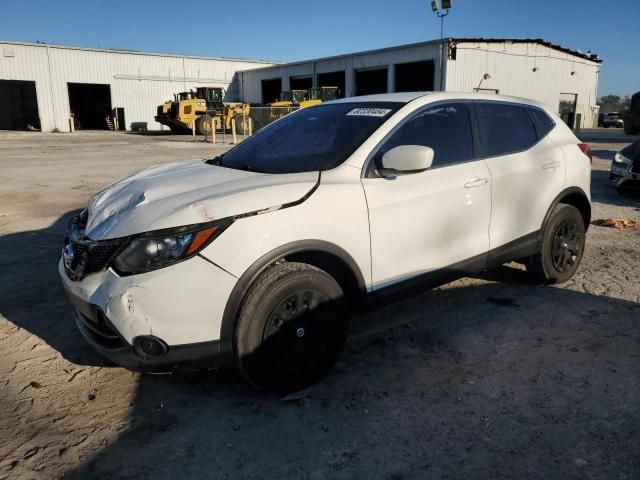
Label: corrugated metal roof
xmin=0 ymin=39 xmax=278 ymax=64
xmin=451 ymin=38 xmax=601 ymax=63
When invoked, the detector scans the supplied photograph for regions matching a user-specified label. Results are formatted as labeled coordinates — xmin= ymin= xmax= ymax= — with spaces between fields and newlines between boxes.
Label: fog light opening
xmin=133 ymin=336 xmax=168 ymax=358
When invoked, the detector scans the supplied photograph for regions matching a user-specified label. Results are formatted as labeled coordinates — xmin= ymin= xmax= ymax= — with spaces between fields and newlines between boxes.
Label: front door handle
xmin=543 ymin=161 xmax=561 ymax=170
xmin=464 ymin=177 xmax=489 ymax=188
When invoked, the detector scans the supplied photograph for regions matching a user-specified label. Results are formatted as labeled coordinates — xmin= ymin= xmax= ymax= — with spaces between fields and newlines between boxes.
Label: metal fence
xmin=196 ymin=106 xmax=300 ymax=145
xmin=249 ymin=106 xmax=299 ymax=132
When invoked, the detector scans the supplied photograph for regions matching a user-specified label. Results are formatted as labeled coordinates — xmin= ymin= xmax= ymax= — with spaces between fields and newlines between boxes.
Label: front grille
xmin=63 ymin=212 xmax=127 ymax=281
xmin=156 ymin=105 xmax=163 ymax=117
xmin=170 ymin=102 xmax=179 ymax=118
xmin=632 ymin=157 xmax=640 ymax=175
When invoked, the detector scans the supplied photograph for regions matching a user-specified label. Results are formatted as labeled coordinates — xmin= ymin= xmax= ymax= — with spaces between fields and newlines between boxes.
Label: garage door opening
xmin=0 ymin=80 xmax=40 ymax=130
xmin=261 ymin=78 xmax=282 ymax=104
xmin=559 ymin=93 xmax=578 ymax=129
xmin=355 ymin=68 xmax=388 ymax=96
xmin=317 ymin=71 xmax=345 ymax=98
xmin=68 ymin=83 xmax=112 ymax=130
xmin=395 ymin=60 xmax=435 ymax=92
xmin=290 ymin=76 xmax=312 ymax=91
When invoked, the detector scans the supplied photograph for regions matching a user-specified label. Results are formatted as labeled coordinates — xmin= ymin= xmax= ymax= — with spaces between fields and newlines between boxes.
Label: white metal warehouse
xmin=0 ymin=37 xmax=601 ymax=132
xmin=0 ymin=41 xmax=274 ymax=132
xmin=237 ymin=38 xmax=601 ymax=128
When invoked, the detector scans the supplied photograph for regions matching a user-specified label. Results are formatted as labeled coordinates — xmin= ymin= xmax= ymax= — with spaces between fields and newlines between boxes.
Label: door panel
xmin=483 ymin=137 xmax=564 ymax=249
xmin=474 ymin=102 xmax=565 ymax=249
xmin=362 ymin=160 xmax=492 ymax=289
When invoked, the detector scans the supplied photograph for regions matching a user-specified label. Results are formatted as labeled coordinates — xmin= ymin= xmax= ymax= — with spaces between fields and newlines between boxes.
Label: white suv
xmin=60 ymin=92 xmax=592 ymax=393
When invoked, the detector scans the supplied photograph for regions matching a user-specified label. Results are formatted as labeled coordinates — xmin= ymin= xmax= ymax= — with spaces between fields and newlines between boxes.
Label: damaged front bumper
xmin=58 ymin=256 xmax=237 ymax=372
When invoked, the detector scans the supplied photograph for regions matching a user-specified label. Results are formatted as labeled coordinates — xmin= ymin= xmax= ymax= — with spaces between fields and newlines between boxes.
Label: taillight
xmin=578 ymin=143 xmax=593 ymax=163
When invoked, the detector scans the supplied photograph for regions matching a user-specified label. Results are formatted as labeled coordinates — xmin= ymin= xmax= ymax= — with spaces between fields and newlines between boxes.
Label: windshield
xmin=214 ymin=102 xmax=403 ymax=173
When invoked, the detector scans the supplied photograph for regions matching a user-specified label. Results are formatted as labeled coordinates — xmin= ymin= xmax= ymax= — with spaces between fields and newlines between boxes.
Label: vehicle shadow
xmin=590 ymin=169 xmax=640 ymax=208
xmin=125 ymin=130 xmax=175 ymax=136
xmin=61 ymin=267 xmax=640 ymax=479
xmin=0 ymin=209 xmax=113 ymax=367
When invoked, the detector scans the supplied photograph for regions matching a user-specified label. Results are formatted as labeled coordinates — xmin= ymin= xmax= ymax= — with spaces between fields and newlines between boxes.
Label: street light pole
xmin=431 ymin=1 xmax=452 ymax=91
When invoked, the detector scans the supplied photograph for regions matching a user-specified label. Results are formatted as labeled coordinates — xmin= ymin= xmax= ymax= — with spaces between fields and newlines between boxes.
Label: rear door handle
xmin=543 ymin=161 xmax=561 ymax=170
xmin=464 ymin=177 xmax=489 ymax=188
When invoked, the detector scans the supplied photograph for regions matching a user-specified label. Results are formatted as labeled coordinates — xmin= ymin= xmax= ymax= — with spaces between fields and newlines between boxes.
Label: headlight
xmin=112 ymin=221 xmax=230 ymax=275
xmin=614 ymin=152 xmax=631 ymax=165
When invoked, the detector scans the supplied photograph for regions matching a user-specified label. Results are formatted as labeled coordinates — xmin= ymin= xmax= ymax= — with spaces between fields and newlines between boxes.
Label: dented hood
xmin=85 ymin=160 xmax=318 ymax=240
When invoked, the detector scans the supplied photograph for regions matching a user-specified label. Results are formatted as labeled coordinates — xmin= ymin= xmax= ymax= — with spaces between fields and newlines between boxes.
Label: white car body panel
xmin=200 ymin=166 xmax=372 ymax=289
xmin=361 ymin=159 xmax=492 ymax=288
xmin=58 ymin=256 xmax=236 ymax=345
xmin=483 ymin=133 xmax=565 ymax=249
xmin=85 ymin=160 xmax=317 ymax=240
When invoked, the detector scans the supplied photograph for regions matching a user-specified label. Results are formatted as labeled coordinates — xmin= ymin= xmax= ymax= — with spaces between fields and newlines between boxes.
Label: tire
xmin=235 ymin=262 xmax=348 ymax=394
xmin=195 ymin=116 xmax=212 ymax=135
xmin=235 ymin=116 xmax=249 ymax=135
xmin=526 ymin=204 xmax=586 ymax=284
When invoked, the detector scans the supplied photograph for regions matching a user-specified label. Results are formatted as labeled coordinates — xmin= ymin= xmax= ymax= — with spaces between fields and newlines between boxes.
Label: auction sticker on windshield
xmin=346 ymin=108 xmax=392 ymax=117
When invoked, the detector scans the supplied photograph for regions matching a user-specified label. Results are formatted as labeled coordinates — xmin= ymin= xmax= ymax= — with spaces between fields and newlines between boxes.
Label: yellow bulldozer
xmin=155 ymin=87 xmax=250 ymax=135
xmin=267 ymin=86 xmax=339 ymax=108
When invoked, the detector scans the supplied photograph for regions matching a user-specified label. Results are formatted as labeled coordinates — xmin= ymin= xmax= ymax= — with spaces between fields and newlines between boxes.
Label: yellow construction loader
xmin=155 ymin=87 xmax=250 ymax=134
xmin=267 ymin=86 xmax=339 ymax=108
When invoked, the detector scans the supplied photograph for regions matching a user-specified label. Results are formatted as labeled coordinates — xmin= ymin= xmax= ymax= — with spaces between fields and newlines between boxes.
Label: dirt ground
xmin=0 ymin=129 xmax=639 ymax=480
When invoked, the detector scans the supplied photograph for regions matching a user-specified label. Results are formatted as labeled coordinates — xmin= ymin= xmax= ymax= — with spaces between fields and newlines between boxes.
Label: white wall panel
xmin=0 ymin=41 xmax=273 ymax=132
xmin=445 ymin=41 xmax=600 ymax=127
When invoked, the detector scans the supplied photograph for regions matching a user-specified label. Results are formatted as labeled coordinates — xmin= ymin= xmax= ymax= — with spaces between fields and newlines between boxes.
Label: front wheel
xmin=235 ymin=116 xmax=250 ymax=135
xmin=195 ymin=115 xmax=212 ymax=135
xmin=526 ymin=204 xmax=586 ymax=284
xmin=235 ymin=262 xmax=348 ymax=394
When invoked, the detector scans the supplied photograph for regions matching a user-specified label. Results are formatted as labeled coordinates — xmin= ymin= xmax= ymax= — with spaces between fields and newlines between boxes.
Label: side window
xmin=376 ymin=103 xmax=474 ymax=168
xmin=476 ymin=103 xmax=537 ymax=157
xmin=529 ymin=108 xmax=555 ymax=139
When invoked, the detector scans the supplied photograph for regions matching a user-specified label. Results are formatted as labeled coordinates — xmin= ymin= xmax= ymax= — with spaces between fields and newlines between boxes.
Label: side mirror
xmin=380 ymin=145 xmax=434 ymax=174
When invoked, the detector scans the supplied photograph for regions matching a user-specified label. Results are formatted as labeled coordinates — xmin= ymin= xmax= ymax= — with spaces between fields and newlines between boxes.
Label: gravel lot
xmin=0 ymin=129 xmax=638 ymax=480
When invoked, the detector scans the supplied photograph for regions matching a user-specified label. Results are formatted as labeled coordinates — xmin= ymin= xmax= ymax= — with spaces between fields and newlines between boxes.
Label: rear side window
xmin=375 ymin=103 xmax=474 ymax=168
xmin=476 ymin=102 xmax=537 ymax=157
xmin=529 ymin=108 xmax=555 ymax=139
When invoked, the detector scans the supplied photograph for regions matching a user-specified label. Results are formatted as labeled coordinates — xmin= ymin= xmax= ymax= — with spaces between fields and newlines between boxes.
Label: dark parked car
xmin=602 ymin=112 xmax=624 ymax=128
xmin=623 ymin=92 xmax=640 ymax=134
xmin=610 ymin=140 xmax=640 ymax=189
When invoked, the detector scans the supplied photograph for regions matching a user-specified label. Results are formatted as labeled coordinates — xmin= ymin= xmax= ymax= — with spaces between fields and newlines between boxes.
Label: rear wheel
xmin=235 ymin=262 xmax=347 ymax=394
xmin=526 ymin=204 xmax=585 ymax=284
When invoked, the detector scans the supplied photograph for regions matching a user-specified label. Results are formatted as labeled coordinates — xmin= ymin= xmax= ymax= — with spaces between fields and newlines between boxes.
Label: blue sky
xmin=1 ymin=0 xmax=637 ymax=97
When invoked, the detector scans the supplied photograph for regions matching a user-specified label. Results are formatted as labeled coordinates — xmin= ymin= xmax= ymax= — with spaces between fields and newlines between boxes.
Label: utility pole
xmin=431 ymin=0 xmax=452 ymax=91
